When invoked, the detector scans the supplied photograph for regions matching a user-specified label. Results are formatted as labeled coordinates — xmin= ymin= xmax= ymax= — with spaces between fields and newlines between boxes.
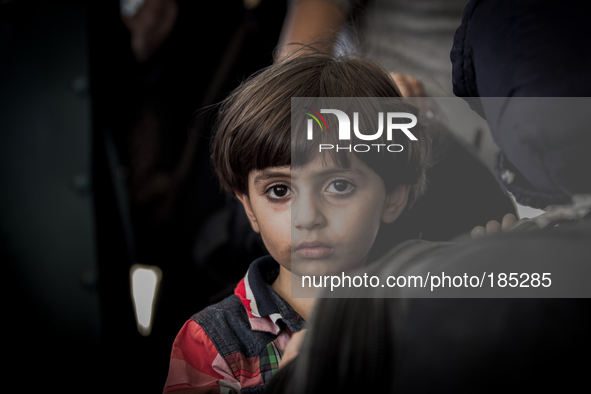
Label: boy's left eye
xmin=326 ymin=180 xmax=354 ymax=194
xmin=266 ymin=185 xmax=292 ymax=200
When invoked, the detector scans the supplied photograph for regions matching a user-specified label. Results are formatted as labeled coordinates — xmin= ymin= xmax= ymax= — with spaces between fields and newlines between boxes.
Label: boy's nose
xmin=292 ymin=193 xmax=327 ymax=231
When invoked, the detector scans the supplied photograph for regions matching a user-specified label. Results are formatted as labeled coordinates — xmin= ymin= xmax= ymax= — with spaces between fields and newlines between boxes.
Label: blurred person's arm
xmin=276 ymin=0 xmax=428 ymax=100
xmin=276 ymin=0 xmax=347 ymax=62
xmin=121 ymin=0 xmax=178 ymax=63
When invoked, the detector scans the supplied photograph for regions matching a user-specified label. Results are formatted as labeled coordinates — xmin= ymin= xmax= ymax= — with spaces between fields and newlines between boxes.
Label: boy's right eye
xmin=265 ymin=185 xmax=292 ymax=200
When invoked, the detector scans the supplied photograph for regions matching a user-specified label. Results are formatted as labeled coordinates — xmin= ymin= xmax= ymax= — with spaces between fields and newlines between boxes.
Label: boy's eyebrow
xmin=311 ymin=167 xmax=364 ymax=178
xmin=253 ymin=169 xmax=292 ymax=185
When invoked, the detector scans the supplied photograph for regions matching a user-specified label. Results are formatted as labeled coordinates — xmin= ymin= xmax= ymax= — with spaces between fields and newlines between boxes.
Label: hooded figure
xmin=451 ymin=0 xmax=591 ymax=209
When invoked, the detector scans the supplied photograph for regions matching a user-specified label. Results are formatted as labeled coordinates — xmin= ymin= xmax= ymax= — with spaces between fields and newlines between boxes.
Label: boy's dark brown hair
xmin=212 ymin=51 xmax=430 ymax=206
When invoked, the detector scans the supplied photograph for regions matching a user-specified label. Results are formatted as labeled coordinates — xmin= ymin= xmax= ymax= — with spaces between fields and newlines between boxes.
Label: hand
xmin=280 ymin=329 xmax=307 ymax=368
xmin=388 ymin=72 xmax=439 ymax=120
xmin=471 ymin=213 xmax=526 ymax=239
xmin=389 ymin=73 xmax=426 ymax=97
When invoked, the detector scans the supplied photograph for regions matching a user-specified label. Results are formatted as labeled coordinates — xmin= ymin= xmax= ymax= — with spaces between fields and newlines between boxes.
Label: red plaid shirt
xmin=163 ymin=256 xmax=306 ymax=393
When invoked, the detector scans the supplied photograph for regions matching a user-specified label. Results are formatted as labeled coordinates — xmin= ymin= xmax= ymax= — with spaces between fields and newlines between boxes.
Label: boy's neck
xmin=271 ymin=265 xmax=316 ymax=321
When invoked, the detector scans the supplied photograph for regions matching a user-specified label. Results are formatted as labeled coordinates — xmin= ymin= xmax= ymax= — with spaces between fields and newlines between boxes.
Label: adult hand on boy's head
xmin=389 ymin=73 xmax=425 ymax=97
xmin=389 ymin=72 xmax=437 ymax=120
xmin=470 ymin=213 xmax=527 ymax=239
xmin=280 ymin=329 xmax=307 ymax=369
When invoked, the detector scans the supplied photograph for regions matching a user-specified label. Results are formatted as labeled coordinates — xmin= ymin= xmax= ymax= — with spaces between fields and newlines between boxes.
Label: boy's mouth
xmin=294 ymin=241 xmax=334 ymax=259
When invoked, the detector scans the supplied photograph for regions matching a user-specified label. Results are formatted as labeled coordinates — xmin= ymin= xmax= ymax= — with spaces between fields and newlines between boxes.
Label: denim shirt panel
xmin=267 ymin=288 xmax=306 ymax=334
xmin=192 ymin=256 xmax=306 ymax=359
xmin=193 ymin=294 xmax=278 ymax=358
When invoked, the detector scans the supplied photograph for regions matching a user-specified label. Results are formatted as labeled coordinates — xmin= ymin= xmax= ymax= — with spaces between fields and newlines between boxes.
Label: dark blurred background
xmin=0 ymin=0 xmax=282 ymax=391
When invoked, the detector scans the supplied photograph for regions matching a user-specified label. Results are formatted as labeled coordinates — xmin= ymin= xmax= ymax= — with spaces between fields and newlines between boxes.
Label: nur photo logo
xmin=303 ymin=107 xmax=418 ymax=153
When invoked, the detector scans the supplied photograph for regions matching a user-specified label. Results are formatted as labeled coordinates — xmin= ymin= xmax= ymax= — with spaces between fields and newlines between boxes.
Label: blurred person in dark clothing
xmin=267 ymin=1 xmax=591 ymax=392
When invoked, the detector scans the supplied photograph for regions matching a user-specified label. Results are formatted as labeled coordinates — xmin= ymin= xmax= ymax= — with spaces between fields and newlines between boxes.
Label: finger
xmin=391 ymin=73 xmax=416 ymax=97
xmin=390 ymin=73 xmax=410 ymax=97
xmin=408 ymin=78 xmax=425 ymax=97
xmin=501 ymin=213 xmax=518 ymax=231
xmin=391 ymin=73 xmax=425 ymax=97
xmin=280 ymin=329 xmax=307 ymax=368
xmin=471 ymin=226 xmax=486 ymax=239
xmin=485 ymin=220 xmax=502 ymax=235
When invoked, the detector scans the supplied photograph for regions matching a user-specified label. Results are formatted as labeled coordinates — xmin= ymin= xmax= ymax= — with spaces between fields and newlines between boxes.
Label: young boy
xmin=163 ymin=52 xmax=430 ymax=393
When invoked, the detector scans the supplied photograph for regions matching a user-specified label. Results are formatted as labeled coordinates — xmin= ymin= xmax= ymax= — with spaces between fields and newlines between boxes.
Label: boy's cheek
xmin=262 ymin=236 xmax=292 ymax=270
xmin=258 ymin=224 xmax=292 ymax=265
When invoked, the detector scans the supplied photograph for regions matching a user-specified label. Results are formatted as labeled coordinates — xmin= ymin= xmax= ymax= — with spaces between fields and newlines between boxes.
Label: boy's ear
xmin=381 ymin=184 xmax=411 ymax=224
xmin=235 ymin=192 xmax=260 ymax=233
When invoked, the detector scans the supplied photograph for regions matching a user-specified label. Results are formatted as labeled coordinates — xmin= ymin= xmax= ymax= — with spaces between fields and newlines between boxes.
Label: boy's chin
xmin=289 ymin=256 xmax=363 ymax=278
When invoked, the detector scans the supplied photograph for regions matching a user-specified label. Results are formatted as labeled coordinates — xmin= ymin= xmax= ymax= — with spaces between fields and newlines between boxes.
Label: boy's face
xmin=237 ymin=154 xmax=410 ymax=277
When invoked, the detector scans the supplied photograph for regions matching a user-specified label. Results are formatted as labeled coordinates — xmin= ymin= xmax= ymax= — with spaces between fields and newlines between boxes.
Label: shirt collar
xmin=234 ymin=255 xmax=306 ymax=335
